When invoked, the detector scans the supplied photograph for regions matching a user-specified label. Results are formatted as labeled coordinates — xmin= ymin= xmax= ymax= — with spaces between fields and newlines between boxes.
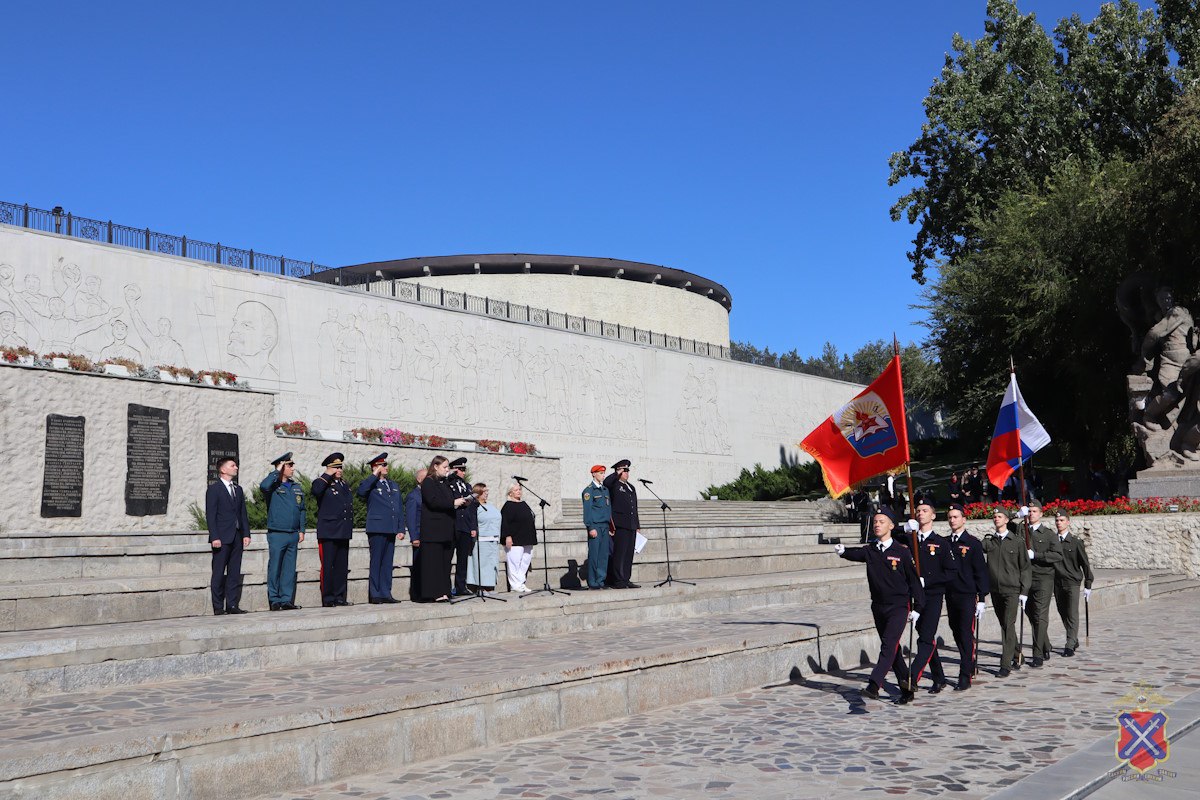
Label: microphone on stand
xmin=638 ymin=479 xmax=653 ymax=485
xmin=512 ymin=475 xmax=528 ymax=482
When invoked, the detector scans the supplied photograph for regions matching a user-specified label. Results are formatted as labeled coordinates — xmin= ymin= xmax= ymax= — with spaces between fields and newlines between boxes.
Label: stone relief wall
xmin=0 ymin=225 xmax=860 ymax=499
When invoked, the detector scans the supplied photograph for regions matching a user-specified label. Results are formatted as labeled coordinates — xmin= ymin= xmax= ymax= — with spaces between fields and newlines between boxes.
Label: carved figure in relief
xmin=73 ymin=274 xmax=110 ymax=320
xmin=226 ymin=300 xmax=280 ymax=380
xmin=99 ymin=319 xmax=143 ymax=362
xmin=0 ymin=310 xmax=27 ymax=348
xmin=124 ymin=284 xmax=186 ymax=366
xmin=334 ymin=313 xmax=368 ymax=411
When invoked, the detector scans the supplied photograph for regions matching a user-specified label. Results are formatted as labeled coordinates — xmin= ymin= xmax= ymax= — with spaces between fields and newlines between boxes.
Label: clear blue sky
xmin=2 ymin=0 xmax=1105 ymax=358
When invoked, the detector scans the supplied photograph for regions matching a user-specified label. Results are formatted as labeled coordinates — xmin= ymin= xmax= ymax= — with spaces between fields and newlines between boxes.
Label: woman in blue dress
xmin=466 ymin=483 xmax=501 ymax=591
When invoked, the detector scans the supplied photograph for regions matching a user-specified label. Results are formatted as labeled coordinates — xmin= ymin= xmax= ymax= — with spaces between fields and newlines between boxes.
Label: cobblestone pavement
xmin=265 ymin=590 xmax=1200 ymax=800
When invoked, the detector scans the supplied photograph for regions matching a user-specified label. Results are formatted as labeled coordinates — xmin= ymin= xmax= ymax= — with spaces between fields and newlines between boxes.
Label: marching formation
xmin=203 ymin=452 xmax=644 ymax=614
xmin=834 ymin=499 xmax=1094 ymax=703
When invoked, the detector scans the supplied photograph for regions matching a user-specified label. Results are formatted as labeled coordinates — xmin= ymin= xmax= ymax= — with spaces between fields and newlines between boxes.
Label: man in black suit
xmin=604 ymin=459 xmax=641 ymax=589
xmin=205 ymin=457 xmax=251 ymax=615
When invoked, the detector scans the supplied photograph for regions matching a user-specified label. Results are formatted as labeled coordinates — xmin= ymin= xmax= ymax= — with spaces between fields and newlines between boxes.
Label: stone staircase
xmin=0 ymin=503 xmax=1164 ymax=800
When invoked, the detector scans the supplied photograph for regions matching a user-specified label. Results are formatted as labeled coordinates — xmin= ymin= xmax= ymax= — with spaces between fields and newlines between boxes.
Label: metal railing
xmin=0 ymin=199 xmax=731 ymax=359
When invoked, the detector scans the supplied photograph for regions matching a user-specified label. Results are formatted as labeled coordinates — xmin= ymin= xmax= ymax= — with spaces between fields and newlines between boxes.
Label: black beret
xmin=271 ymin=452 xmax=293 ymax=467
xmin=947 ymin=503 xmax=965 ymax=514
xmin=368 ymin=452 xmax=388 ymax=466
xmin=611 ymin=459 xmax=631 ymax=470
xmin=449 ymin=456 xmax=468 ymax=469
xmin=873 ymin=507 xmax=897 ymax=523
xmin=322 ymin=452 xmax=345 ymax=467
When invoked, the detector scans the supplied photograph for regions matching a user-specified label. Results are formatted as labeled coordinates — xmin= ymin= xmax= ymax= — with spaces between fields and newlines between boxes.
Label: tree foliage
xmin=702 ymin=461 xmax=825 ymax=501
xmin=730 ymin=338 xmax=937 ymax=402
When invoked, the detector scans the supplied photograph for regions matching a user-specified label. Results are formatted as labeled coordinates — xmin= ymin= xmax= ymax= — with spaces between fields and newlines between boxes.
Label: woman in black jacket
xmin=501 ymin=483 xmax=537 ymax=593
xmin=418 ymin=455 xmax=468 ymax=602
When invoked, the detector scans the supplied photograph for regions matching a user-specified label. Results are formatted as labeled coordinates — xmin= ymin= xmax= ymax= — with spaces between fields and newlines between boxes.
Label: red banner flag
xmin=798 ymin=356 xmax=911 ymax=498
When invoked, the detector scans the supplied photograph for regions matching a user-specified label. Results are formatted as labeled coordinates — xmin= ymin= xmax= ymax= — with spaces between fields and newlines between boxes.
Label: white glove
xmin=904 ymin=519 xmax=919 ymax=533
xmin=908 ymin=611 xmax=920 ymax=623
xmin=1017 ymin=506 xmax=1029 ymax=519
xmin=834 ymin=543 xmax=845 ymax=555
xmin=975 ymin=601 xmax=986 ymax=617
xmin=1083 ymin=588 xmax=1092 ymax=600
xmin=919 ymin=577 xmax=925 ymax=587
xmin=1018 ymin=594 xmax=1028 ymax=608
xmin=1027 ymin=549 xmax=1036 ymax=560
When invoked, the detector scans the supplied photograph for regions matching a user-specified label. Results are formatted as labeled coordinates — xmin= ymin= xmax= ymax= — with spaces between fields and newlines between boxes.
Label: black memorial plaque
xmin=125 ymin=404 xmax=170 ymax=516
xmin=207 ymin=432 xmax=240 ymax=484
xmin=40 ymin=414 xmax=85 ymax=517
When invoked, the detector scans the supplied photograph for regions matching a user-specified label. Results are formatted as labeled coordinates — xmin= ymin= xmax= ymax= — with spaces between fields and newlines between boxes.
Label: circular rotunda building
xmin=309 ymin=254 xmax=732 ymax=348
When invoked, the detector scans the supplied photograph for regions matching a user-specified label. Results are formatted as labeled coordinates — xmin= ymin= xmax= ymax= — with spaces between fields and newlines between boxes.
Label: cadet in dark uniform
xmin=582 ymin=465 xmax=613 ymax=590
xmin=1022 ymin=501 xmax=1063 ymax=667
xmin=604 ymin=459 xmax=640 ymax=589
xmin=260 ymin=452 xmax=306 ymax=611
xmin=356 ymin=452 xmax=406 ymax=604
xmin=835 ymin=507 xmax=924 ymax=704
xmin=944 ymin=503 xmax=989 ymax=689
xmin=983 ymin=508 xmax=1032 ymax=676
xmin=1052 ymin=509 xmax=1093 ymax=657
xmin=904 ymin=499 xmax=959 ymax=693
xmin=447 ymin=457 xmax=478 ymax=596
xmin=311 ymin=452 xmax=354 ymax=607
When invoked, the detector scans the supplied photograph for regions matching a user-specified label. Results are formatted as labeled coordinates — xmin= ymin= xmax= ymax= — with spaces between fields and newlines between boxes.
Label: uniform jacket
xmin=984 ymin=531 xmax=1033 ymax=596
xmin=405 ymin=484 xmax=423 ymax=543
xmin=946 ymin=529 xmax=990 ymax=598
xmin=419 ymin=475 xmax=456 ymax=543
xmin=311 ymin=474 xmax=353 ymax=540
xmin=582 ymin=481 xmax=612 ymax=531
xmin=259 ymin=471 xmax=306 ymax=533
xmin=1053 ymin=531 xmax=1094 ymax=589
xmin=205 ymin=480 xmax=251 ymax=545
xmin=357 ymin=474 xmax=406 ymax=535
xmin=1027 ymin=522 xmax=1064 ymax=577
xmin=840 ymin=539 xmax=925 ymax=611
xmin=912 ymin=530 xmax=958 ymax=592
xmin=448 ymin=474 xmax=477 ymax=535
xmin=603 ymin=473 xmax=640 ymax=530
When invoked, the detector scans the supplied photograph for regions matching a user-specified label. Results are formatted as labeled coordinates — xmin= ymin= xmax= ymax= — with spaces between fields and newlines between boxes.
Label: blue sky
xmin=2 ymin=0 xmax=1105 ymax=357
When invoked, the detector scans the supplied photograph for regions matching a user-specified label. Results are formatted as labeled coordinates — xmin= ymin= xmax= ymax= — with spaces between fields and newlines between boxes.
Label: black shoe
xmin=1030 ymin=657 xmax=1043 ymax=668
xmin=212 ymin=609 xmax=225 ymax=616
xmin=323 ymin=602 xmax=337 ymax=607
xmin=369 ymin=598 xmax=383 ymax=604
xmin=1042 ymin=650 xmax=1051 ymax=661
xmin=929 ymin=681 xmax=949 ymax=694
xmin=1011 ymin=659 xmax=1022 ymax=670
xmin=997 ymin=667 xmax=1011 ymax=678
xmin=898 ymin=688 xmax=916 ymax=705
xmin=269 ymin=603 xmax=283 ymax=611
xmin=601 ymin=585 xmax=614 ymax=590
xmin=382 ymin=597 xmax=400 ymax=604
xmin=861 ymin=682 xmax=881 ymax=700
xmin=953 ymin=681 xmax=971 ymax=692
xmin=282 ymin=603 xmax=301 ymax=610
xmin=335 ymin=600 xmax=353 ymax=606
xmin=1063 ymin=647 xmax=1075 ymax=657
xmin=626 ymin=582 xmax=641 ymax=589
xmin=225 ymin=608 xmax=248 ymax=614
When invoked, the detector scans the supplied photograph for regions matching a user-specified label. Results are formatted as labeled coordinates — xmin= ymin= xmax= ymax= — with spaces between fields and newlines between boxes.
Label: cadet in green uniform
xmin=1021 ymin=501 xmax=1063 ymax=667
xmin=1052 ymin=509 xmax=1093 ymax=657
xmin=983 ymin=508 xmax=1031 ymax=677
xmin=582 ymin=464 xmax=613 ymax=590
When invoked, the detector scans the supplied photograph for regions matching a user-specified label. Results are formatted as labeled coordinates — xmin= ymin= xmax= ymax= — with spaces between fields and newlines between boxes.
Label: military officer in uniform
xmin=604 ymin=459 xmax=641 ymax=589
xmin=835 ymin=507 xmax=924 ymax=704
xmin=260 ymin=452 xmax=306 ymax=611
xmin=1052 ymin=509 xmax=1093 ymax=657
xmin=311 ymin=452 xmax=354 ymax=607
xmin=582 ymin=464 xmax=613 ymax=590
xmin=447 ymin=457 xmax=478 ymax=596
xmin=983 ymin=508 xmax=1031 ymax=676
xmin=356 ymin=452 xmax=406 ymax=604
xmin=903 ymin=498 xmax=959 ymax=693
xmin=1021 ymin=501 xmax=1063 ymax=667
xmin=944 ymin=503 xmax=989 ymax=689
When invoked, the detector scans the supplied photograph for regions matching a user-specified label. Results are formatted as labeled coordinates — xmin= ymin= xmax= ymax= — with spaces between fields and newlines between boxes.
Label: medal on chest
xmin=959 ymin=545 xmax=968 ymax=558
xmin=928 ymin=543 xmax=937 ymax=556
xmin=887 ymin=556 xmax=900 ymax=571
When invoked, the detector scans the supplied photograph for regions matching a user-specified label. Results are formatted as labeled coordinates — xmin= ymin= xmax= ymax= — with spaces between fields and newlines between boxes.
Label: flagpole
xmin=896 ymin=337 xmax=921 ymax=574
xmin=1011 ymin=356 xmax=1029 ymax=668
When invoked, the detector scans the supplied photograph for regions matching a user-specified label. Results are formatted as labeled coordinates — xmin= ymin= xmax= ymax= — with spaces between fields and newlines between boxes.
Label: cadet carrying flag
xmin=986 ymin=372 xmax=1051 ymax=489
xmin=799 ymin=356 xmax=910 ymax=498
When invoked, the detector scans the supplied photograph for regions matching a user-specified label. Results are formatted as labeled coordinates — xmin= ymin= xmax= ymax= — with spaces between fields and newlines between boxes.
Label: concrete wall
xmin=0 ymin=365 xmax=561 ymax=533
xmin=0 ymin=224 xmax=860 ymax=500
xmin=1068 ymin=512 xmax=1200 ymax=578
xmin=406 ymin=272 xmax=731 ymax=346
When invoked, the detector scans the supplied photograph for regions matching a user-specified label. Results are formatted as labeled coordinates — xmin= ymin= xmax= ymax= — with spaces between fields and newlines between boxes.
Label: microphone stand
xmin=639 ymin=479 xmax=694 ymax=587
xmin=516 ymin=479 xmax=570 ymax=598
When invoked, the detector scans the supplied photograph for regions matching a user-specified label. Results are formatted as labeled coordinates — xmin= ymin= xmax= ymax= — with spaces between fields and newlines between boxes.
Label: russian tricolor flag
xmin=986 ymin=373 xmax=1051 ymax=489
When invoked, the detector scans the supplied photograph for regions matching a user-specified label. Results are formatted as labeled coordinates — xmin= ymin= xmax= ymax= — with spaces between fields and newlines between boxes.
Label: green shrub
xmin=702 ymin=462 xmax=825 ymax=501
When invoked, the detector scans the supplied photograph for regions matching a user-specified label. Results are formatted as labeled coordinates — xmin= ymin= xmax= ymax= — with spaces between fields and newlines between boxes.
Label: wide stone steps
xmin=1149 ymin=571 xmax=1200 ymax=596
xmin=0 ymin=568 xmax=1151 ymax=800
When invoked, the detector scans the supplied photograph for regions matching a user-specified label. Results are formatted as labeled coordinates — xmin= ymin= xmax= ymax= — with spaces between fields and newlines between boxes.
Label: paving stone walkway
xmin=263 ymin=590 xmax=1200 ymax=800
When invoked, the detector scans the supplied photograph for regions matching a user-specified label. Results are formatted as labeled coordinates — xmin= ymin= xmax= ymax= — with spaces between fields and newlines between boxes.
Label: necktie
xmin=228 ymin=482 xmax=235 ymax=500
xmin=952 ymin=535 xmax=960 ymax=543
xmin=876 ymin=543 xmax=883 ymax=552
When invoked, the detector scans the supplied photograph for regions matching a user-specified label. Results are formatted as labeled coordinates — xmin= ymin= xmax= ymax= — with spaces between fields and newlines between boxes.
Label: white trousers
xmin=506 ymin=545 xmax=534 ymax=589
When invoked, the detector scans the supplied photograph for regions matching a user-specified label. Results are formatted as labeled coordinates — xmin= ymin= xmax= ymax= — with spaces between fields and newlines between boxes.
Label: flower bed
xmin=963 ymin=497 xmax=1200 ymax=519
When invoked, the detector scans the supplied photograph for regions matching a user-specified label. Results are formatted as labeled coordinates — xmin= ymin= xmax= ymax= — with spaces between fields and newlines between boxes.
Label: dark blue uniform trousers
xmin=367 ymin=533 xmax=397 ymax=600
xmin=210 ymin=538 xmax=245 ymax=612
xmin=869 ymin=602 xmax=912 ymax=689
xmin=945 ymin=591 xmax=978 ymax=685
xmin=911 ymin=590 xmax=947 ymax=686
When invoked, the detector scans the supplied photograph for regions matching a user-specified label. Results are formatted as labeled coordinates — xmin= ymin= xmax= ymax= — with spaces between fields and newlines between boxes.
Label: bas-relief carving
xmin=674 ymin=364 xmax=731 ymax=455
xmin=194 ymin=280 xmax=295 ymax=384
